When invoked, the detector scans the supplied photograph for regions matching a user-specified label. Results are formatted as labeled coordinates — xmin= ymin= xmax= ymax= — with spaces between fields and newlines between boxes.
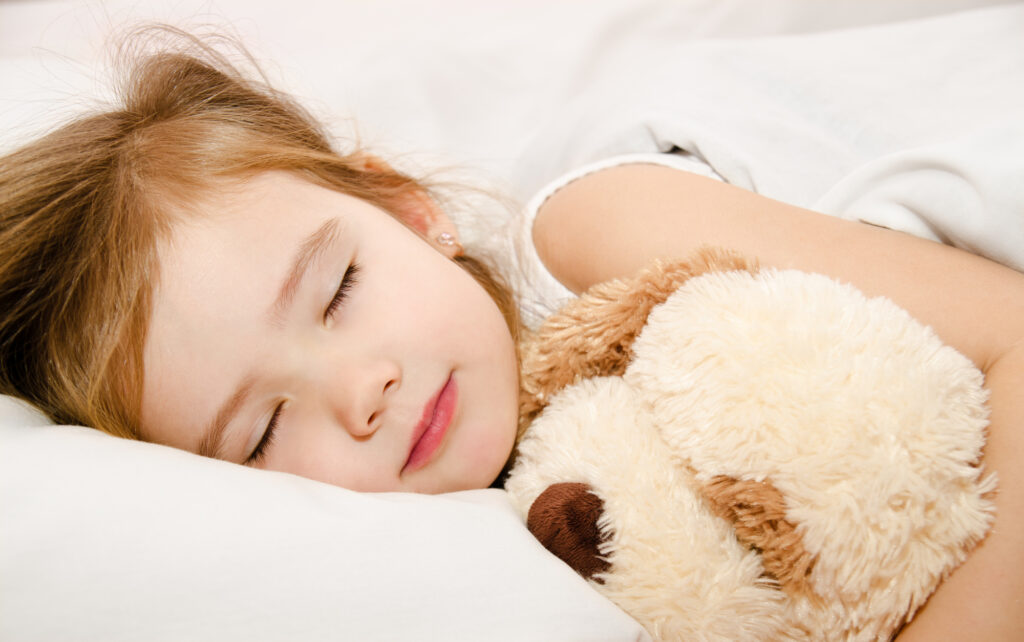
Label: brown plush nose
xmin=526 ymin=482 xmax=611 ymax=582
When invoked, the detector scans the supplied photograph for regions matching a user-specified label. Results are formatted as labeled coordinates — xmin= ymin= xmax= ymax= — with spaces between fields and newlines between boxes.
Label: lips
xmin=402 ymin=374 xmax=457 ymax=474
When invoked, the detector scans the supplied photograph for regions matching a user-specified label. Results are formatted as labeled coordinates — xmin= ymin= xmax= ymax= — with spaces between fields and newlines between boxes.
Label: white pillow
xmin=0 ymin=396 xmax=649 ymax=642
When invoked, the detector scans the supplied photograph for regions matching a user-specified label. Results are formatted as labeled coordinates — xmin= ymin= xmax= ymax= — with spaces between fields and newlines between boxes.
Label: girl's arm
xmin=532 ymin=163 xmax=1024 ymax=640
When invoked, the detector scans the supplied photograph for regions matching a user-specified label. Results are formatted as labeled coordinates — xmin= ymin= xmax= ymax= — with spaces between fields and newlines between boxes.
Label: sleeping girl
xmin=1 ymin=25 xmax=1023 ymax=641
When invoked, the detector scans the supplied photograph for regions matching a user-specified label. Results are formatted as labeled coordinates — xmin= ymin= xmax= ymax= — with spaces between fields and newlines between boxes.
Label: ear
xmin=700 ymin=475 xmax=816 ymax=598
xmin=396 ymin=190 xmax=463 ymax=259
xmin=360 ymin=156 xmax=462 ymax=258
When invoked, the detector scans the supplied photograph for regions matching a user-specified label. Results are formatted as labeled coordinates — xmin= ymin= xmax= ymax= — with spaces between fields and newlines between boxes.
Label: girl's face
xmin=140 ymin=171 xmax=520 ymax=493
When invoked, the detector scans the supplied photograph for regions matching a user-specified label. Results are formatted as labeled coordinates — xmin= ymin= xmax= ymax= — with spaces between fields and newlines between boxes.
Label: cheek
xmin=271 ymin=425 xmax=388 ymax=491
xmin=467 ymin=377 xmax=520 ymax=475
xmin=439 ymin=281 xmax=514 ymax=355
xmin=468 ymin=419 xmax=518 ymax=485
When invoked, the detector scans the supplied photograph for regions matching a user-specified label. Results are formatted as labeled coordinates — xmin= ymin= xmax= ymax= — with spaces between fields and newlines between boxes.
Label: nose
xmin=327 ymin=356 xmax=401 ymax=438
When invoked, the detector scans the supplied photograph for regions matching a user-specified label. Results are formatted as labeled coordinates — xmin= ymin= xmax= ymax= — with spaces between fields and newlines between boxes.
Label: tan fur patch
xmin=700 ymin=475 xmax=818 ymax=599
xmin=517 ymin=247 xmax=757 ymax=440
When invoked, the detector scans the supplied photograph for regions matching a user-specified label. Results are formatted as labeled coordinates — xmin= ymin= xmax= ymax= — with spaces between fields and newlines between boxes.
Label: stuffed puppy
xmin=504 ymin=248 xmax=995 ymax=642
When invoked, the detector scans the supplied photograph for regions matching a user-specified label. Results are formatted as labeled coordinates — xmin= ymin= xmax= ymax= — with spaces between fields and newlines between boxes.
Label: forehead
xmin=173 ymin=172 xmax=331 ymax=245
xmin=156 ymin=173 xmax=337 ymax=333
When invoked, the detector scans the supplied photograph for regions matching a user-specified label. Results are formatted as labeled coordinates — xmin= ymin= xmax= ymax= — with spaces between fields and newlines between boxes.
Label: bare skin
xmin=532 ymin=163 xmax=1024 ymax=640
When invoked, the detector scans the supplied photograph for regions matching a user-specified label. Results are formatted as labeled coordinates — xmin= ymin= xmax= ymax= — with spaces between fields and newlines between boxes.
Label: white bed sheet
xmin=3 ymin=0 xmax=1018 ymax=176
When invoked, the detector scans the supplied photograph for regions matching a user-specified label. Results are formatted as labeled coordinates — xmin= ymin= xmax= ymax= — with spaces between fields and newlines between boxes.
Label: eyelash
xmin=324 ymin=262 xmax=360 ymax=321
xmin=247 ymin=402 xmax=283 ymax=465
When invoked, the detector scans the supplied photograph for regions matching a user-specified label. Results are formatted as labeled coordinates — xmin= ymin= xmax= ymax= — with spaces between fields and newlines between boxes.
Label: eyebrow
xmin=197 ymin=375 xmax=255 ymax=459
xmin=271 ymin=217 xmax=344 ymax=325
xmin=196 ymin=217 xmax=343 ymax=460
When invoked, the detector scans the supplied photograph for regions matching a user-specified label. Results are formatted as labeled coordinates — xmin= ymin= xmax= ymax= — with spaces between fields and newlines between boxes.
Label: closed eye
xmin=324 ymin=262 xmax=360 ymax=321
xmin=246 ymin=402 xmax=284 ymax=465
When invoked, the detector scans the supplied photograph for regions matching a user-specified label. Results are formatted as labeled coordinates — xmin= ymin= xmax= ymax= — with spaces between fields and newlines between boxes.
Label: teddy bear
xmin=504 ymin=248 xmax=995 ymax=642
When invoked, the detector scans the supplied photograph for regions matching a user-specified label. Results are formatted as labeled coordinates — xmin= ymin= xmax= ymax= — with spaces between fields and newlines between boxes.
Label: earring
xmin=436 ymin=231 xmax=464 ymax=256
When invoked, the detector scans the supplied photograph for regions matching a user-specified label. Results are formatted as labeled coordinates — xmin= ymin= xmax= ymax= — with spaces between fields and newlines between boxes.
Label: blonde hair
xmin=0 ymin=29 xmax=519 ymax=439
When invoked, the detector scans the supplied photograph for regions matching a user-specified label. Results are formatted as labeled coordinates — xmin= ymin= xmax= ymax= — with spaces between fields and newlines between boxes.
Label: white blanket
xmin=512 ymin=4 xmax=1024 ymax=272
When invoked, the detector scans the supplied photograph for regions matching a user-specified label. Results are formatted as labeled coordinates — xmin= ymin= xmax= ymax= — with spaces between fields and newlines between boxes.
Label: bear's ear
xmin=518 ymin=247 xmax=755 ymax=437
xmin=699 ymin=475 xmax=818 ymax=599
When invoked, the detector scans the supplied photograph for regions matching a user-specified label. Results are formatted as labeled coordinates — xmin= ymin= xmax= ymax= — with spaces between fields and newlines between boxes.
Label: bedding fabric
xmin=511 ymin=3 xmax=1024 ymax=273
xmin=0 ymin=397 xmax=650 ymax=642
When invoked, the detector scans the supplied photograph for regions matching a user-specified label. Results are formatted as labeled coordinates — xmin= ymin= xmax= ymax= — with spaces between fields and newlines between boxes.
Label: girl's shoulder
xmin=514 ymin=152 xmax=718 ymax=328
xmin=529 ymin=152 xmax=720 ymax=294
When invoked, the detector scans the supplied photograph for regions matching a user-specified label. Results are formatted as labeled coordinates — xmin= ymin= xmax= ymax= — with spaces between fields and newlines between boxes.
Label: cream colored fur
xmin=505 ymin=267 xmax=994 ymax=642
